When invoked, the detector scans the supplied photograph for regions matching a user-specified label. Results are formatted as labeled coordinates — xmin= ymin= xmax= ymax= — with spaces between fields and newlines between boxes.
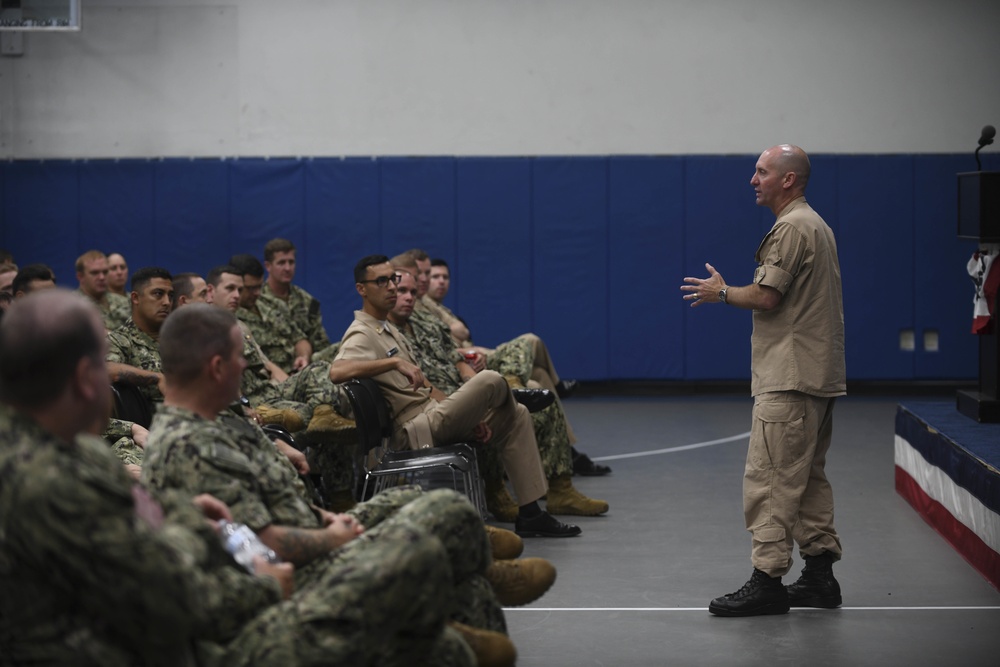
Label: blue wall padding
xmin=3 ymin=153 xmax=999 ymax=382
xmin=837 ymin=155 xmax=916 ymax=380
xmin=608 ymin=156 xmax=685 ymax=379
xmin=302 ymin=158 xmax=382 ymax=337
xmin=682 ymin=156 xmax=761 ymax=379
xmin=533 ymin=157 xmax=610 ymax=379
xmin=454 ymin=158 xmax=533 ymax=347
xmin=153 ymin=159 xmax=231 ymax=275
xmin=912 ymin=155 xmax=981 ymax=379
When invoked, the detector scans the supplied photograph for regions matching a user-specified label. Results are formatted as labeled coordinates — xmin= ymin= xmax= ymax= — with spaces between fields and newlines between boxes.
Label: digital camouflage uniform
xmin=106 ymin=317 xmax=164 ymax=404
xmin=237 ymin=300 xmax=309 ymax=374
xmin=0 ymin=404 xmax=279 ymax=666
xmin=103 ymin=292 xmax=133 ymax=331
xmin=78 ymin=288 xmax=131 ymax=331
xmin=238 ymin=322 xmax=356 ymax=495
xmin=402 ymin=310 xmax=573 ymax=479
xmin=0 ymin=404 xmax=472 ymax=666
xmin=105 ymin=417 xmax=144 ymax=466
xmin=261 ymin=282 xmax=332 ymax=353
xmin=142 ymin=405 xmax=505 ymax=634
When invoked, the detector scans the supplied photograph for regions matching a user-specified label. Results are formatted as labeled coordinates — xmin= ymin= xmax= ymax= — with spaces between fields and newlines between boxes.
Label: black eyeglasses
xmin=359 ymin=274 xmax=401 ymax=288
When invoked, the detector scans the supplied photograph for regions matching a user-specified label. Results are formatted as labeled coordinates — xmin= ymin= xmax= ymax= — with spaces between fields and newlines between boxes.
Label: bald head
xmin=766 ymin=144 xmax=811 ymax=190
xmin=0 ymin=289 xmax=104 ymax=408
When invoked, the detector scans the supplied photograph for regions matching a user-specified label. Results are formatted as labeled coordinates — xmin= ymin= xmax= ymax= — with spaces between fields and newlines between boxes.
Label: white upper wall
xmin=1 ymin=0 xmax=998 ymax=158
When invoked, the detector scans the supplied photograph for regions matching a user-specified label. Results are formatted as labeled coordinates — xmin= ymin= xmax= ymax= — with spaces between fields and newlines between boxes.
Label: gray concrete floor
xmin=499 ymin=395 xmax=1000 ymax=667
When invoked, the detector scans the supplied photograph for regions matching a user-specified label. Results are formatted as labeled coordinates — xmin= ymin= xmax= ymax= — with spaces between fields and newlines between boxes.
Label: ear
xmin=355 ymin=283 xmax=366 ymax=298
xmin=783 ymin=172 xmax=797 ymax=189
xmin=130 ymin=291 xmax=139 ymax=307
xmin=72 ymin=355 xmax=99 ymax=402
xmin=207 ymin=354 xmax=225 ymax=383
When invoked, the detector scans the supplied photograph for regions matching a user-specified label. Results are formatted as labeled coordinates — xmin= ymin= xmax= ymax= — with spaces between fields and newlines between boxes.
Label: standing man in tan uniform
xmin=331 ymin=255 xmax=581 ymax=538
xmin=682 ymin=144 xmax=846 ymax=617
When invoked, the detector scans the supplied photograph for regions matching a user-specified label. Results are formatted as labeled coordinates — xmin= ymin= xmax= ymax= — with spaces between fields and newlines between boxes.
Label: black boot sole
xmin=708 ymin=600 xmax=790 ymax=617
xmin=788 ymin=595 xmax=842 ymax=609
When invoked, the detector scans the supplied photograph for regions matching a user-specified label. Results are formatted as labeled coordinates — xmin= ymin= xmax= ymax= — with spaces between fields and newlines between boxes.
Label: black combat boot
xmin=708 ymin=568 xmax=790 ymax=617
xmin=785 ymin=551 xmax=842 ymax=608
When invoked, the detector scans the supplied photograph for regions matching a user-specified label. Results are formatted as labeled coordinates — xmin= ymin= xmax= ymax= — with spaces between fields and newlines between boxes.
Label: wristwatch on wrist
xmin=719 ymin=287 xmax=728 ymax=304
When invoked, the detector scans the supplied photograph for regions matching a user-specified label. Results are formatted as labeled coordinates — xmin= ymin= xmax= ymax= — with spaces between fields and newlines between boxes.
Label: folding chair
xmin=341 ymin=377 xmax=487 ymax=518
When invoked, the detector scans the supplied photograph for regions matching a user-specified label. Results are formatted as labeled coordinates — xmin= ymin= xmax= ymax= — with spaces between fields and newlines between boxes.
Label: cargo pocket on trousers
xmin=751 ymin=399 xmax=807 ymax=468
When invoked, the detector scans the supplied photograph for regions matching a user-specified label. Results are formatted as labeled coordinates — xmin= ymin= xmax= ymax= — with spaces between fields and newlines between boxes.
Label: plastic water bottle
xmin=218 ymin=520 xmax=280 ymax=573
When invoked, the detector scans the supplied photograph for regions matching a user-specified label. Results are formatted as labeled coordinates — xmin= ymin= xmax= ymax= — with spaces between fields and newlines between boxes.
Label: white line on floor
xmin=507 ymin=606 xmax=1000 ymax=611
xmin=591 ymin=431 xmax=752 ymax=462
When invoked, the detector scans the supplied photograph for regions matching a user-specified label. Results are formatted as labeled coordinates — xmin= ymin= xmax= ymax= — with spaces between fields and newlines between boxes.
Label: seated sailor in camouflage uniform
xmin=207 ymin=264 xmax=359 ymax=508
xmin=410 ymin=252 xmax=611 ymax=478
xmin=143 ymin=304 xmax=560 ymax=663
xmin=260 ymin=237 xmax=333 ymax=354
xmin=0 ymin=289 xmax=480 ymax=667
xmin=74 ymin=249 xmax=132 ymax=331
xmin=389 ymin=269 xmax=609 ymax=522
xmin=231 ymin=253 xmax=313 ymax=374
xmin=105 ymin=266 xmax=174 ymax=413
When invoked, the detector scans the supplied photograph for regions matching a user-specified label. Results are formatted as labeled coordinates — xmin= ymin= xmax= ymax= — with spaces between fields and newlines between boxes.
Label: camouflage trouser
xmin=111 ymin=436 xmax=144 ymax=467
xmin=310 ymin=341 xmax=342 ymax=365
xmin=220 ymin=520 xmax=476 ymax=667
xmin=252 ymin=360 xmax=357 ymax=495
xmin=485 ymin=335 xmax=534 ymax=386
xmin=303 ymin=486 xmax=503 ymax=633
xmin=475 ymin=379 xmax=575 ymax=483
xmin=249 ymin=359 xmax=349 ymax=423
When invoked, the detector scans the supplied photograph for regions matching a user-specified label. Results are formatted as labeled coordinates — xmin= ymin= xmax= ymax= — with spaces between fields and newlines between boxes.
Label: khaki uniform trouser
xmin=744 ymin=391 xmax=843 ymax=577
xmin=397 ymin=370 xmax=548 ymax=506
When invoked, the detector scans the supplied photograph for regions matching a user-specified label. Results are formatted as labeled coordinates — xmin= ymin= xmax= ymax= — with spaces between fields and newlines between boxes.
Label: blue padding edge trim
xmin=895 ymin=402 xmax=1000 ymax=514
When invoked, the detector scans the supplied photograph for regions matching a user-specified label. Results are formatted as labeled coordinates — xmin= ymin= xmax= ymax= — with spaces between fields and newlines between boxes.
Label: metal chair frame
xmin=341 ymin=377 xmax=487 ymax=518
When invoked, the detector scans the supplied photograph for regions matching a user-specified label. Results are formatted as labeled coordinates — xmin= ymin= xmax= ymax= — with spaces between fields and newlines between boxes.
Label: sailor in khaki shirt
xmin=330 ymin=254 xmax=582 ymax=538
xmin=682 ymin=144 xmax=845 ymax=617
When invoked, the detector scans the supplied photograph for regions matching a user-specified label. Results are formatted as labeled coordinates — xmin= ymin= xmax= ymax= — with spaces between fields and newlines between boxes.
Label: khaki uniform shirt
xmin=335 ymin=310 xmax=434 ymax=428
xmin=751 ymin=197 xmax=847 ymax=397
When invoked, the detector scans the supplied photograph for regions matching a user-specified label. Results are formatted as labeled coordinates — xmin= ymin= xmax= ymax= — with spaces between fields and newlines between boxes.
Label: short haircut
xmin=206 ymin=264 xmax=239 ymax=287
xmin=160 ymin=304 xmax=239 ymax=385
xmin=229 ymin=254 xmax=265 ymax=279
xmin=430 ymin=258 xmax=450 ymax=269
xmin=171 ymin=272 xmax=202 ymax=308
xmin=389 ymin=252 xmax=418 ymax=273
xmin=75 ymin=250 xmax=106 ymax=274
xmin=403 ymin=248 xmax=430 ymax=262
xmin=354 ymin=254 xmax=390 ymax=283
xmin=131 ymin=267 xmax=172 ymax=294
xmin=263 ymin=238 xmax=295 ymax=262
xmin=0 ymin=289 xmax=103 ymax=407
xmin=12 ymin=264 xmax=56 ymax=296
xmin=0 ymin=261 xmax=18 ymax=275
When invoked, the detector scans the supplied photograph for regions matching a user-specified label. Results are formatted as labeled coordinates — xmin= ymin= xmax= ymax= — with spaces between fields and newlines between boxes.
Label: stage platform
xmin=895 ymin=401 xmax=1000 ymax=589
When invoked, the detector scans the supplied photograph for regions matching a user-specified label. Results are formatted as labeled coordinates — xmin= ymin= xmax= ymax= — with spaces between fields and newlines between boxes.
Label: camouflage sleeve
xmin=5 ymin=435 xmax=279 ymax=658
xmin=142 ymin=431 xmax=276 ymax=533
xmin=104 ymin=418 xmax=134 ymax=441
xmin=105 ymin=329 xmax=128 ymax=364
